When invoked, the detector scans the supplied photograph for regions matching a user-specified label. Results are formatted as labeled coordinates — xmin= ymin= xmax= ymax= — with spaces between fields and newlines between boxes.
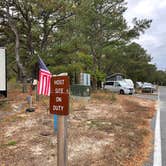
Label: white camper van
xmin=104 ymin=80 xmax=134 ymax=95
xmin=124 ymin=79 xmax=134 ymax=88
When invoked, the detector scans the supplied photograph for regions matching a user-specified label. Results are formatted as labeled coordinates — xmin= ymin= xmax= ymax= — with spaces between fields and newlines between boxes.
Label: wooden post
xmin=30 ymin=95 xmax=32 ymax=108
xmin=29 ymin=85 xmax=33 ymax=108
xmin=57 ymin=115 xmax=68 ymax=166
xmin=35 ymin=85 xmax=38 ymax=102
xmin=49 ymin=74 xmax=69 ymax=166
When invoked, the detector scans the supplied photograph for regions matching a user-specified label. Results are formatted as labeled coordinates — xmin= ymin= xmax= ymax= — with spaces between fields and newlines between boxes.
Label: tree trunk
xmin=6 ymin=2 xmax=27 ymax=91
xmin=89 ymin=45 xmax=98 ymax=90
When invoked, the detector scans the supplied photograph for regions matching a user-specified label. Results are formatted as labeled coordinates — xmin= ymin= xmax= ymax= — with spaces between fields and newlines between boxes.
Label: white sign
xmin=0 ymin=48 xmax=6 ymax=91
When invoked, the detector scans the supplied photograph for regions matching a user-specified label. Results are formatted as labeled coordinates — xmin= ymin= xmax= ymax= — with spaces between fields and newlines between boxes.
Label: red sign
xmin=50 ymin=76 xmax=70 ymax=115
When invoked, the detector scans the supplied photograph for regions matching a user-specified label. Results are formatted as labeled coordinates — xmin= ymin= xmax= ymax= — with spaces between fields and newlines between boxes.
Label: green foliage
xmin=152 ymin=70 xmax=166 ymax=85
xmin=0 ymin=141 xmax=17 ymax=148
xmin=7 ymin=141 xmax=17 ymax=146
xmin=0 ymin=0 xmax=164 ymax=87
xmin=102 ymin=42 xmax=158 ymax=83
xmin=90 ymin=70 xmax=106 ymax=82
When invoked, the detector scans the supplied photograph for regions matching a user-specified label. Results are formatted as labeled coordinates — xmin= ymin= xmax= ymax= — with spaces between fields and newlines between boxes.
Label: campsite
xmin=1 ymin=1 xmax=166 ymax=165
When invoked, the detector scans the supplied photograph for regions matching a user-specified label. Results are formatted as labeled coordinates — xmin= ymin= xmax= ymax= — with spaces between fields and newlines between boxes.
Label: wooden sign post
xmin=50 ymin=75 xmax=69 ymax=166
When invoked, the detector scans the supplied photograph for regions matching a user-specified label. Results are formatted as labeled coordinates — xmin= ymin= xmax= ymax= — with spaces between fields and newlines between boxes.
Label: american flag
xmin=37 ymin=57 xmax=51 ymax=96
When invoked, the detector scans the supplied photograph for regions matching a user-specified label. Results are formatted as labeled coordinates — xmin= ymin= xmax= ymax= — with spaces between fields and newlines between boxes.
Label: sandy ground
xmin=0 ymin=90 xmax=156 ymax=166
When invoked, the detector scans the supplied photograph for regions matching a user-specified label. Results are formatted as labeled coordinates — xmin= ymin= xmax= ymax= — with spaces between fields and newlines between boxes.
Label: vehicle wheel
xmin=120 ymin=90 xmax=124 ymax=95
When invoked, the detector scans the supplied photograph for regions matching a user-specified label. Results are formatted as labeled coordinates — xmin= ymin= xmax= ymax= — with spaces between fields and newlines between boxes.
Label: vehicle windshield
xmin=143 ymin=83 xmax=152 ymax=86
xmin=119 ymin=81 xmax=129 ymax=87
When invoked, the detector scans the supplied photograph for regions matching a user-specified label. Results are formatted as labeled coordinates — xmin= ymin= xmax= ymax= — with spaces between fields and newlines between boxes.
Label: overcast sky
xmin=124 ymin=0 xmax=166 ymax=70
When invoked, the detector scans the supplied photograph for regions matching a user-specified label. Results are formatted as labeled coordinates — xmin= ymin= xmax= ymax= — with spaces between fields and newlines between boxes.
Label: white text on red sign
xmin=56 ymin=97 xmax=62 ymax=102
xmin=55 ymin=88 xmax=64 ymax=93
xmin=53 ymin=105 xmax=64 ymax=111
xmin=54 ymin=79 xmax=65 ymax=85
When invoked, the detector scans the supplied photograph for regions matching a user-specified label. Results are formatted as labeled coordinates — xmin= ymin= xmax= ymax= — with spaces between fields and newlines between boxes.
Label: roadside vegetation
xmin=0 ymin=87 xmax=155 ymax=166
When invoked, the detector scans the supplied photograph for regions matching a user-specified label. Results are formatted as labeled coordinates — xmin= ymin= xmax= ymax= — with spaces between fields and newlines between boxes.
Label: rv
xmin=103 ymin=80 xmax=134 ymax=95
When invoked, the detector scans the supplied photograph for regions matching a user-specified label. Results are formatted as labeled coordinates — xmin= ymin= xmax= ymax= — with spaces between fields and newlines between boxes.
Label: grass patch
xmin=0 ymin=141 xmax=17 ymax=148
xmin=110 ymin=93 xmax=116 ymax=102
xmin=87 ymin=119 xmax=113 ymax=132
xmin=0 ymin=101 xmax=10 ymax=109
xmin=92 ymin=91 xmax=117 ymax=102
xmin=7 ymin=141 xmax=17 ymax=146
